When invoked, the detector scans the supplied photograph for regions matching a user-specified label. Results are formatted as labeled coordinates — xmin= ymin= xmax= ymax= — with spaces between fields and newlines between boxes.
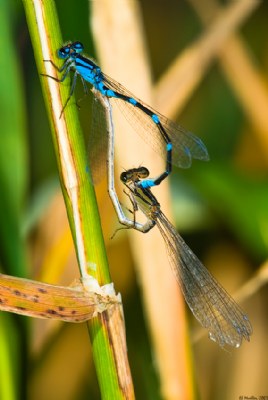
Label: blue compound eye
xmin=72 ymin=42 xmax=84 ymax=53
xmin=57 ymin=46 xmax=70 ymax=59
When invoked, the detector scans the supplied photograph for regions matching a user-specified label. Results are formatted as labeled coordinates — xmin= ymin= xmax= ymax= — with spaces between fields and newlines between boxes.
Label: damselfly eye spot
xmin=57 ymin=47 xmax=70 ymax=59
xmin=72 ymin=42 xmax=84 ymax=53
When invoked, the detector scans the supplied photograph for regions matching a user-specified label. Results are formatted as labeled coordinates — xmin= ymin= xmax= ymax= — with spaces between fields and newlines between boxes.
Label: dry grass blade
xmin=0 ymin=274 xmax=119 ymax=322
xmin=188 ymin=0 xmax=268 ymax=164
xmin=155 ymin=0 xmax=260 ymax=117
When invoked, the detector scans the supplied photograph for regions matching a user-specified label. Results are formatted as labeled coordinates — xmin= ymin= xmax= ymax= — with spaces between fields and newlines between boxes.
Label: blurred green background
xmin=0 ymin=0 xmax=267 ymax=399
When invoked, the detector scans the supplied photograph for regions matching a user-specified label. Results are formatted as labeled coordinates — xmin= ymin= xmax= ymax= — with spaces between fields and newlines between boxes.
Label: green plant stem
xmin=22 ymin=0 xmax=134 ymax=398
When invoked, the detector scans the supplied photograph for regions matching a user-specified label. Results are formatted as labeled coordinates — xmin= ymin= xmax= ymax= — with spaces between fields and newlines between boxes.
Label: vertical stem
xmin=22 ymin=0 xmax=135 ymax=398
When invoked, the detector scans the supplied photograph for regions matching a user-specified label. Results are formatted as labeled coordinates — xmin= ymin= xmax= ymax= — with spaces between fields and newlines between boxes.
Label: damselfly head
xmin=120 ymin=167 xmax=150 ymax=184
xmin=57 ymin=42 xmax=84 ymax=59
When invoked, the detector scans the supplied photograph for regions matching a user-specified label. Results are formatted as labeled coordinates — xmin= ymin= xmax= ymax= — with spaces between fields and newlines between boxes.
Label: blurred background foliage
xmin=0 ymin=0 xmax=268 ymax=399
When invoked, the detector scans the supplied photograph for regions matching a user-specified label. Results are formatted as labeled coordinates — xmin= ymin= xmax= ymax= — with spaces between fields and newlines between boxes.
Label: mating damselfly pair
xmin=42 ymin=41 xmax=252 ymax=348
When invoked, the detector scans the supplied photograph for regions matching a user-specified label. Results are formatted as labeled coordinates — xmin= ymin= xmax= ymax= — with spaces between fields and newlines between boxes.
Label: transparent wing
xmin=156 ymin=212 xmax=252 ymax=348
xmin=102 ymin=73 xmax=209 ymax=168
xmin=88 ymin=96 xmax=108 ymax=184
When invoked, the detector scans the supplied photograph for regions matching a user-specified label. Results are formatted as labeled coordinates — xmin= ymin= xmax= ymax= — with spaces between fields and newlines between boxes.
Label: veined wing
xmin=156 ymin=211 xmax=252 ymax=348
xmin=102 ymin=73 xmax=209 ymax=168
xmin=88 ymin=95 xmax=109 ymax=184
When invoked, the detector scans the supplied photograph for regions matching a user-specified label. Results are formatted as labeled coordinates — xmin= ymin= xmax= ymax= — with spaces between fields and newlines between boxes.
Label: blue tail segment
xmin=138 ymin=142 xmax=172 ymax=189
